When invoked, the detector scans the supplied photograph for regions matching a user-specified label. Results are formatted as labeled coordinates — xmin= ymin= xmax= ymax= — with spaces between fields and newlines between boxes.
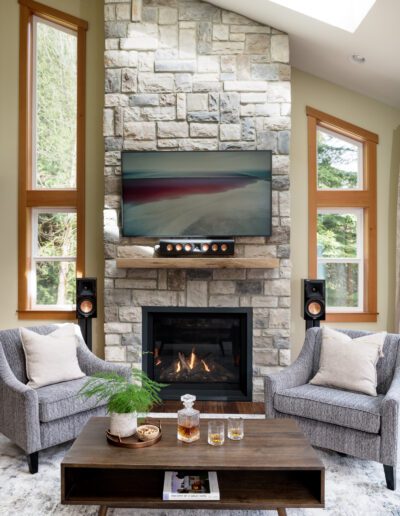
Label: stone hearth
xmin=103 ymin=0 xmax=291 ymax=400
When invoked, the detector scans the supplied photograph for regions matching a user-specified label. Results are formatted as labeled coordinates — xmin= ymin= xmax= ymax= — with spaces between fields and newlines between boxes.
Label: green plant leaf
xmin=79 ymin=369 xmax=167 ymax=414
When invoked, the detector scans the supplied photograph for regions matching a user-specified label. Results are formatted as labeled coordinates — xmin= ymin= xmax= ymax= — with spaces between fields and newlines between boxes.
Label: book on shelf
xmin=163 ymin=471 xmax=220 ymax=501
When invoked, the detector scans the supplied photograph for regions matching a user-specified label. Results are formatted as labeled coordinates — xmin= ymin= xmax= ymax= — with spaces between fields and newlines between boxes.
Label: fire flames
xmin=154 ymin=345 xmax=236 ymax=382
xmin=201 ymin=359 xmax=211 ymax=372
xmin=173 ymin=348 xmax=211 ymax=373
xmin=188 ymin=349 xmax=196 ymax=370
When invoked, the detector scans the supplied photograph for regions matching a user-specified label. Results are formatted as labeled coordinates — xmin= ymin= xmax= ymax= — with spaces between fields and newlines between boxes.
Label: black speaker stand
xmin=306 ymin=320 xmax=321 ymax=331
xmin=78 ymin=318 xmax=92 ymax=351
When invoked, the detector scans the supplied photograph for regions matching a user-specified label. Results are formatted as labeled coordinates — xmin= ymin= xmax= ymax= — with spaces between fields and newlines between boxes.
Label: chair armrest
xmin=264 ymin=359 xmax=312 ymax=418
xmin=0 ymin=346 xmax=41 ymax=454
xmin=264 ymin=328 xmax=317 ymax=418
xmin=76 ymin=338 xmax=131 ymax=380
xmin=380 ymin=365 xmax=400 ymax=466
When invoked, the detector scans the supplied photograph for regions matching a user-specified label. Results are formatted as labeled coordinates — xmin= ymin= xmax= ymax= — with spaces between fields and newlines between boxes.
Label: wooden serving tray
xmin=106 ymin=422 xmax=162 ymax=449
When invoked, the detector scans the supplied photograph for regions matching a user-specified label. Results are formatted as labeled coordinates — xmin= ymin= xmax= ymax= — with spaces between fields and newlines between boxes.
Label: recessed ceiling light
xmin=268 ymin=0 xmax=376 ymax=33
xmin=351 ymin=54 xmax=366 ymax=64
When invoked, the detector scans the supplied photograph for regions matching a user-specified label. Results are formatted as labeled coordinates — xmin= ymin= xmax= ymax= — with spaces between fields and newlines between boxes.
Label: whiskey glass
xmin=208 ymin=420 xmax=225 ymax=446
xmin=227 ymin=417 xmax=244 ymax=440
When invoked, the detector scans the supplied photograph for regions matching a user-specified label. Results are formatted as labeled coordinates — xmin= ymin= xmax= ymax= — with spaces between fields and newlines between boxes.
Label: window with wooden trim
xmin=307 ymin=106 xmax=378 ymax=323
xmin=18 ymin=0 xmax=87 ymax=319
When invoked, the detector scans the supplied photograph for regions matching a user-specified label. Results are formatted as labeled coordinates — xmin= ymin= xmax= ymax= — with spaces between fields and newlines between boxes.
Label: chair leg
xmin=27 ymin=452 xmax=39 ymax=474
xmin=383 ymin=465 xmax=396 ymax=490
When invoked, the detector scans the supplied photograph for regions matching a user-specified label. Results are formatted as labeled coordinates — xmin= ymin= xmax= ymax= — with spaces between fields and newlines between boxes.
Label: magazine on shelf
xmin=163 ymin=471 xmax=220 ymax=501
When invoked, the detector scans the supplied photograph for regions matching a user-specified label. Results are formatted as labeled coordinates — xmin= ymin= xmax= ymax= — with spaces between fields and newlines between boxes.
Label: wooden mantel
xmin=115 ymin=245 xmax=279 ymax=269
xmin=116 ymin=256 xmax=279 ymax=269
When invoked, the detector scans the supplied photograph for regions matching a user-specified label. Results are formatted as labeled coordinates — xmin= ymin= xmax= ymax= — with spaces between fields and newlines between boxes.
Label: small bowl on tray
xmin=106 ymin=420 xmax=162 ymax=448
xmin=136 ymin=424 xmax=160 ymax=442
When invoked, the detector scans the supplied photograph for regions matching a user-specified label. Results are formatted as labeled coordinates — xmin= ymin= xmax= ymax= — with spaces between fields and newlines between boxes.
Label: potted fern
xmin=80 ymin=369 xmax=165 ymax=437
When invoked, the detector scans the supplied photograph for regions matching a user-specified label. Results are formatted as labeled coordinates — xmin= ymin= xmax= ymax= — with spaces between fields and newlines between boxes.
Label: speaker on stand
xmin=76 ymin=278 xmax=97 ymax=351
xmin=302 ymin=279 xmax=326 ymax=331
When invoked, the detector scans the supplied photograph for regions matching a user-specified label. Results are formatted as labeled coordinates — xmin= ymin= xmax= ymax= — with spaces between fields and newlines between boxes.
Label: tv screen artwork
xmin=122 ymin=151 xmax=272 ymax=237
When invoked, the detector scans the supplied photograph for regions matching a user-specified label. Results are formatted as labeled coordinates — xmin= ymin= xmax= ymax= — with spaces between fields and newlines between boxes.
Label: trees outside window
xmin=32 ymin=210 xmax=77 ymax=308
xmin=317 ymin=209 xmax=363 ymax=310
xmin=18 ymin=0 xmax=87 ymax=319
xmin=307 ymin=106 xmax=378 ymax=322
xmin=34 ymin=18 xmax=77 ymax=190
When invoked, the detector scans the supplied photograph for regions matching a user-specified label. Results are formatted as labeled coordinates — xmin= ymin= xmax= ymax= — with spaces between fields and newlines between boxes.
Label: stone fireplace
xmin=142 ymin=307 xmax=252 ymax=400
xmin=103 ymin=0 xmax=291 ymax=401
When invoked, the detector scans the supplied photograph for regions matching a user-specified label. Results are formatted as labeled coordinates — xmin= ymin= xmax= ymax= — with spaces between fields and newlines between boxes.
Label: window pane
xmin=317 ymin=212 xmax=359 ymax=258
xmin=34 ymin=19 xmax=77 ymax=188
xmin=36 ymin=261 xmax=76 ymax=306
xmin=317 ymin=128 xmax=362 ymax=190
xmin=318 ymin=262 xmax=359 ymax=308
xmin=36 ymin=212 xmax=77 ymax=257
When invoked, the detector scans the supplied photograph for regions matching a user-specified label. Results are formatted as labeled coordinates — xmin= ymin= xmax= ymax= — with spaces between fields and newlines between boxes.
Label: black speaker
xmin=76 ymin=278 xmax=97 ymax=319
xmin=156 ymin=239 xmax=235 ymax=257
xmin=76 ymin=278 xmax=97 ymax=351
xmin=302 ymin=279 xmax=325 ymax=329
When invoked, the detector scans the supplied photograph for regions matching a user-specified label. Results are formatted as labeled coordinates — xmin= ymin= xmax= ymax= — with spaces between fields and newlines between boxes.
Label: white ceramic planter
xmin=110 ymin=412 xmax=137 ymax=438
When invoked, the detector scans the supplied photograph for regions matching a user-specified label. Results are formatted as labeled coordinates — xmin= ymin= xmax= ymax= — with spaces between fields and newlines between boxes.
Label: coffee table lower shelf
xmin=62 ymin=467 xmax=324 ymax=512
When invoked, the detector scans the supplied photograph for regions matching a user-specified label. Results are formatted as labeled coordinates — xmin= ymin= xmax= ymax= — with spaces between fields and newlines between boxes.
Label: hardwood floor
xmin=154 ymin=400 xmax=264 ymax=414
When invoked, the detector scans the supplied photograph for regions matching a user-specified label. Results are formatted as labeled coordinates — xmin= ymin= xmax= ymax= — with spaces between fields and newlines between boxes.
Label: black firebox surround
xmin=142 ymin=307 xmax=253 ymax=402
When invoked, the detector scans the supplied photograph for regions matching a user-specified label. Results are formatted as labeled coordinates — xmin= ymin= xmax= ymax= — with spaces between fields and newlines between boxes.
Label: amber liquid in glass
xmin=177 ymin=424 xmax=200 ymax=443
xmin=228 ymin=428 xmax=244 ymax=440
xmin=208 ymin=432 xmax=224 ymax=446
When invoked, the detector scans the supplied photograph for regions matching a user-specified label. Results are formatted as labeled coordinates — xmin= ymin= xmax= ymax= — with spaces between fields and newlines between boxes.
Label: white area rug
xmin=0 ymin=433 xmax=399 ymax=516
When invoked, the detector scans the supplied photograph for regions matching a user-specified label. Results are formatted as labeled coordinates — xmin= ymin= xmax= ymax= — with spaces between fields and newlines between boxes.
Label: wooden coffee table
xmin=61 ymin=417 xmax=324 ymax=515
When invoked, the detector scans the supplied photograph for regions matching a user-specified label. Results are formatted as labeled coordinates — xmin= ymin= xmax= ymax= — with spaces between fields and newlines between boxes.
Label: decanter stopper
xmin=181 ymin=394 xmax=196 ymax=409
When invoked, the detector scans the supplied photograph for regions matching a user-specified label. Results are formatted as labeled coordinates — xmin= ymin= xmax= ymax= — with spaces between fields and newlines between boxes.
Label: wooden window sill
xmin=17 ymin=310 xmax=76 ymax=320
xmin=325 ymin=312 xmax=378 ymax=323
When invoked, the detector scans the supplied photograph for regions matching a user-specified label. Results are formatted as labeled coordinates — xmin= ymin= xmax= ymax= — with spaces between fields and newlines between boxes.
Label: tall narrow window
xmin=18 ymin=0 xmax=87 ymax=319
xmin=307 ymin=107 xmax=378 ymax=322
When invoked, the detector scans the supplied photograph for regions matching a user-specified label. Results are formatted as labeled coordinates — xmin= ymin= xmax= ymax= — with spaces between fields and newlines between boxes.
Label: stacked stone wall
xmin=103 ymin=0 xmax=291 ymax=400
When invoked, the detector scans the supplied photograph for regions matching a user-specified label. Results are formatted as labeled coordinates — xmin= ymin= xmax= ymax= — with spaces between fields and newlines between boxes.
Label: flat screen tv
xmin=121 ymin=150 xmax=272 ymax=238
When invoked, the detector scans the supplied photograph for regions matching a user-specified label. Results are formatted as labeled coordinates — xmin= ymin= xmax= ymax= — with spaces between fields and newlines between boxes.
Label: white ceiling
xmin=208 ymin=0 xmax=400 ymax=108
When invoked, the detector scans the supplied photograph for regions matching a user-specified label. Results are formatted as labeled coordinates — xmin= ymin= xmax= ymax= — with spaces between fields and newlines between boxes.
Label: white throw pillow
xmin=310 ymin=326 xmax=386 ymax=396
xmin=20 ymin=324 xmax=85 ymax=389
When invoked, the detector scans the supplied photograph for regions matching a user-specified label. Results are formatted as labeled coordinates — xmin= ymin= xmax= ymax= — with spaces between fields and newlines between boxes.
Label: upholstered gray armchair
xmin=264 ymin=328 xmax=400 ymax=490
xmin=0 ymin=325 xmax=130 ymax=473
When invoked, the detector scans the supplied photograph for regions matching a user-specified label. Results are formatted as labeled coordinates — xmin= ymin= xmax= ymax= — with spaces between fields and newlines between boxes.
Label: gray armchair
xmin=0 ymin=325 xmax=130 ymax=473
xmin=264 ymin=327 xmax=400 ymax=490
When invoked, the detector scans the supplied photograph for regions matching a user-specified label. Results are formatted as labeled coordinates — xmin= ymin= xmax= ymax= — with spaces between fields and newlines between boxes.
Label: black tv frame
xmin=120 ymin=150 xmax=272 ymax=238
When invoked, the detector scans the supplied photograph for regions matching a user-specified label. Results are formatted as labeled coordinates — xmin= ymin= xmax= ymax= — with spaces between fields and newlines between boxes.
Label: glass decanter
xmin=177 ymin=394 xmax=200 ymax=443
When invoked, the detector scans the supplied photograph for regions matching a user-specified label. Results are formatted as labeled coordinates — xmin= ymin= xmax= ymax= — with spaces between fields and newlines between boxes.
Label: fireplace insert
xmin=142 ymin=307 xmax=253 ymax=401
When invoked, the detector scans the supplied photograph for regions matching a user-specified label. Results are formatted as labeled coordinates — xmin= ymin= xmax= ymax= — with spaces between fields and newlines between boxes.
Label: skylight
xmin=268 ymin=0 xmax=376 ymax=33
